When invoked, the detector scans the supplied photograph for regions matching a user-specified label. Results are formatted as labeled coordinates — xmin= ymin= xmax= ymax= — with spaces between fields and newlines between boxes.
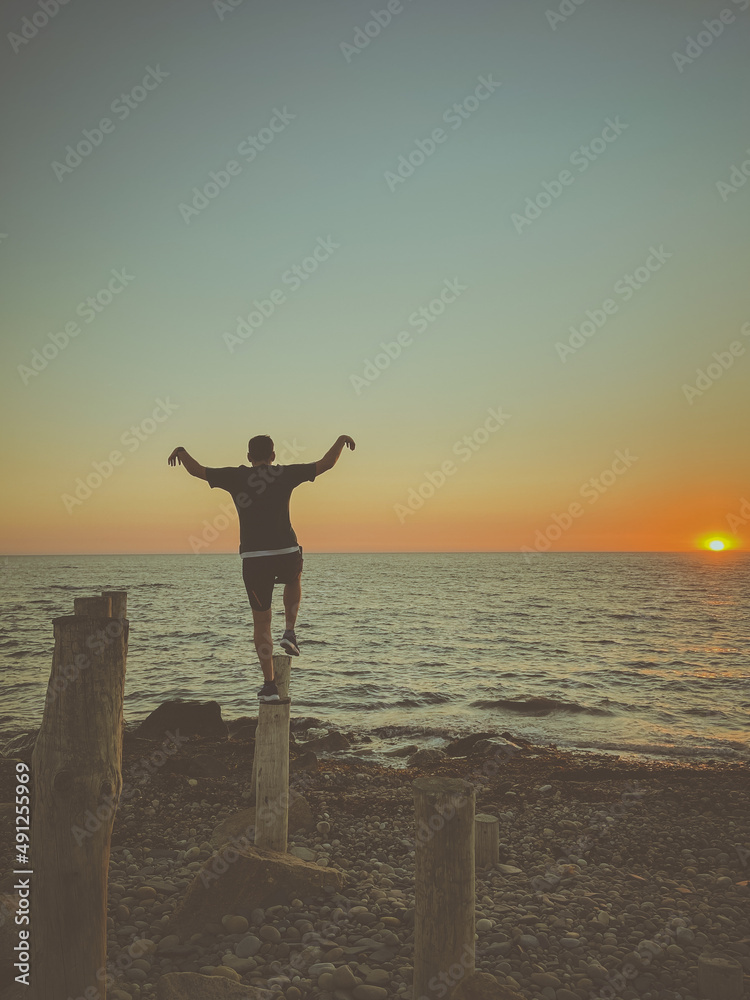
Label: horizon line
xmin=0 ymin=549 xmax=744 ymax=557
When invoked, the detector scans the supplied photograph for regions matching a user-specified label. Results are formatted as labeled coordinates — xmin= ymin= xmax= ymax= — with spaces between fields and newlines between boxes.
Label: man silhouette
xmin=169 ymin=433 xmax=355 ymax=701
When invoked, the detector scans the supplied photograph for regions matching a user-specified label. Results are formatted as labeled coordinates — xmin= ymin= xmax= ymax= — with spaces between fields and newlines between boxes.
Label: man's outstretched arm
xmin=168 ymin=447 xmax=207 ymax=480
xmin=315 ymin=435 xmax=355 ymax=477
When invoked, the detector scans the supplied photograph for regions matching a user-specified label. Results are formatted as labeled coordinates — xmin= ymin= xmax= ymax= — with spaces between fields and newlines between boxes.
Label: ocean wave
xmin=471 ymin=696 xmax=614 ymax=717
xmin=394 ymin=691 xmax=452 ymax=707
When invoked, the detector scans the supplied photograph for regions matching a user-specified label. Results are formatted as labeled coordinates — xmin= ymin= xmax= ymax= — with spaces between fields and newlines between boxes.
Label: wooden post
xmin=74 ymin=595 xmax=111 ymax=616
xmin=413 ymin=777 xmax=475 ymax=1000
xmin=250 ymin=654 xmax=291 ymax=802
xmin=474 ymin=813 xmax=500 ymax=869
xmin=101 ymin=590 xmax=127 ymax=618
xmin=30 ymin=603 xmax=128 ymax=1000
xmin=697 ymin=955 xmax=744 ymax=999
xmin=273 ymin=654 xmax=291 ymax=699
xmin=254 ymin=698 xmax=291 ymax=852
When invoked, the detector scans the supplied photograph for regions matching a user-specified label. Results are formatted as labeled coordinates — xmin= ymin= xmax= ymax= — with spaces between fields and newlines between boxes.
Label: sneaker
xmin=280 ymin=629 xmax=300 ymax=656
xmin=257 ymin=680 xmax=280 ymax=702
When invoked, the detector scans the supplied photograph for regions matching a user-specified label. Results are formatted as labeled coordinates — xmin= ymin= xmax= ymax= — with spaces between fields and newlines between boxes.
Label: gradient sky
xmin=1 ymin=0 xmax=749 ymax=553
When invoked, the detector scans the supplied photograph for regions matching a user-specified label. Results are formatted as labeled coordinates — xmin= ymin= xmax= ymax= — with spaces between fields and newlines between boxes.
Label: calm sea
xmin=1 ymin=553 xmax=748 ymax=762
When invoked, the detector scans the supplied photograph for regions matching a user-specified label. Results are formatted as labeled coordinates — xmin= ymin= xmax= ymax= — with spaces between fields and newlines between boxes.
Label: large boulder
xmin=297 ymin=729 xmax=350 ymax=752
xmin=209 ymin=795 xmax=315 ymax=848
xmin=166 ymin=845 xmax=343 ymax=937
xmin=450 ymin=971 xmax=524 ymax=999
xmin=136 ymin=700 xmax=228 ymax=740
xmin=443 ymin=733 xmax=497 ymax=756
xmin=407 ymin=748 xmax=447 ymax=768
xmin=157 ymin=972 xmax=272 ymax=999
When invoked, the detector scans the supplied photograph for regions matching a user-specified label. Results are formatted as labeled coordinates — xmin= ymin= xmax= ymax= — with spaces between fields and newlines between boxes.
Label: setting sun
xmin=708 ymin=539 xmax=726 ymax=551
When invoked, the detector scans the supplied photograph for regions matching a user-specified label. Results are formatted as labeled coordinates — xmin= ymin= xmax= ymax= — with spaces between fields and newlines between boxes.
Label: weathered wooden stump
xmin=250 ymin=654 xmax=291 ymax=803
xmin=697 ymin=954 xmax=744 ymax=999
xmin=474 ymin=813 xmax=500 ymax=869
xmin=30 ymin=597 xmax=128 ymax=1000
xmin=413 ymin=776 xmax=475 ymax=1000
xmin=254 ymin=698 xmax=291 ymax=852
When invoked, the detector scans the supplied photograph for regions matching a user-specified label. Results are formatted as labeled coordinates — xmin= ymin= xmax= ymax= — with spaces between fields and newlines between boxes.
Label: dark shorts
xmin=242 ymin=546 xmax=303 ymax=612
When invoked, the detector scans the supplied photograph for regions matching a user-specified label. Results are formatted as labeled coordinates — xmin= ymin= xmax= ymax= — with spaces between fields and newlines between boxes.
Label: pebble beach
xmin=1 ymin=707 xmax=748 ymax=1000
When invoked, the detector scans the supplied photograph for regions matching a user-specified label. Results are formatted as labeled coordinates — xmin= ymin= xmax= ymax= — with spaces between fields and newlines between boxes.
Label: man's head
xmin=248 ymin=434 xmax=274 ymax=465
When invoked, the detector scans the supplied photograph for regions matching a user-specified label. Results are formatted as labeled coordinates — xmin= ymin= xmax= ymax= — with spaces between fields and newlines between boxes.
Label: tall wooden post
xmin=474 ymin=813 xmax=500 ymax=869
xmin=250 ymin=654 xmax=291 ymax=802
xmin=30 ymin=598 xmax=128 ymax=1000
xmin=413 ymin=777 xmax=475 ymax=1000
xmin=101 ymin=590 xmax=127 ymax=618
xmin=254 ymin=699 xmax=291 ymax=852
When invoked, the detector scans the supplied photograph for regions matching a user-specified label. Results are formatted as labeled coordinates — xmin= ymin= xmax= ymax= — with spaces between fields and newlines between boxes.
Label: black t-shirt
xmin=205 ymin=463 xmax=317 ymax=555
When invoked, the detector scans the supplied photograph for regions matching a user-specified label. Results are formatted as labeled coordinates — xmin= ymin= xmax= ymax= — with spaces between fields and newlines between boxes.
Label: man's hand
xmin=316 ymin=435 xmax=356 ymax=477
xmin=168 ymin=447 xmax=207 ymax=479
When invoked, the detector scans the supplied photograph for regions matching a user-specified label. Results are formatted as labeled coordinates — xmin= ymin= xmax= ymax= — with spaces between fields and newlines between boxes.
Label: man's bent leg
xmin=283 ymin=577 xmax=301 ymax=630
xmin=252 ymin=607 xmax=274 ymax=681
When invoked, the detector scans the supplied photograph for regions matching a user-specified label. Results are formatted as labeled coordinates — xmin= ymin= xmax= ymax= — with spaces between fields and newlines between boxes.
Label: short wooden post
xmin=413 ymin=777 xmax=475 ymax=1000
xmin=250 ymin=654 xmax=291 ymax=802
xmin=30 ymin=602 xmax=128 ymax=1000
xmin=254 ymin=698 xmax=291 ymax=851
xmin=697 ymin=955 xmax=744 ymax=999
xmin=474 ymin=813 xmax=500 ymax=869
xmin=101 ymin=590 xmax=127 ymax=618
xmin=74 ymin=594 xmax=112 ymax=616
